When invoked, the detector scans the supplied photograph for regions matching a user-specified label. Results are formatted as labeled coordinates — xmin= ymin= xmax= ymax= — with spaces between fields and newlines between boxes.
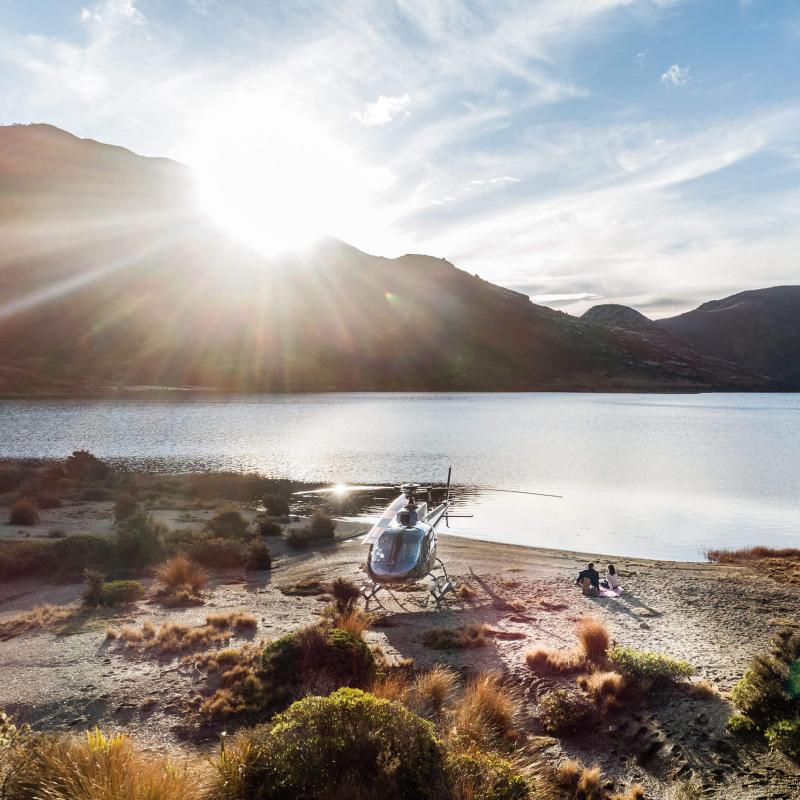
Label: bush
xmin=81 ymin=486 xmax=114 ymax=501
xmin=445 ymin=748 xmax=529 ymax=800
xmin=100 ymin=580 xmax=145 ymax=606
xmin=261 ymin=625 xmax=376 ymax=700
xmin=331 ymin=577 xmax=362 ymax=613
xmin=285 ymin=527 xmax=316 ymax=549
xmin=263 ymin=494 xmax=291 ymax=517
xmin=9 ymin=498 xmax=40 ymax=526
xmin=727 ymin=713 xmax=758 ymax=735
xmin=609 ymin=646 xmax=693 ymax=684
xmin=254 ymin=517 xmax=282 ymax=537
xmin=311 ymin=510 xmax=336 ymax=539
xmin=537 ymin=688 xmax=594 ymax=736
xmin=36 ymin=492 xmax=62 ymax=509
xmin=211 ymin=688 xmax=443 ymax=800
xmin=115 ymin=509 xmax=165 ymax=569
xmin=207 ymin=507 xmax=249 ymax=539
xmin=82 ymin=569 xmax=105 ymax=606
xmin=189 ymin=537 xmax=245 ymax=568
xmin=576 ymin=617 xmax=610 ymax=663
xmin=155 ymin=556 xmax=209 ymax=605
xmin=0 ymin=535 xmax=114 ymax=580
xmin=113 ymin=493 xmax=139 ymax=523
xmin=764 ymin=718 xmax=800 ymax=760
xmin=247 ymin=541 xmax=272 ymax=570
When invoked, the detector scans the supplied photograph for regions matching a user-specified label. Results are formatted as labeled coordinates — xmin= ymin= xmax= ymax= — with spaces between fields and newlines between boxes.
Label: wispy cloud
xmin=352 ymin=94 xmax=411 ymax=126
xmin=661 ymin=64 xmax=691 ymax=86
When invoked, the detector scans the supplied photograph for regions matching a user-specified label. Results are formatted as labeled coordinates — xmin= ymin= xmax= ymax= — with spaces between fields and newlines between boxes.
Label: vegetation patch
xmin=576 ymin=617 xmax=610 ymax=664
xmin=9 ymin=497 xmax=40 ymax=526
xmin=278 ymin=576 xmax=329 ymax=596
xmin=154 ymin=555 xmax=210 ymax=606
xmin=444 ymin=747 xmax=529 ymax=800
xmin=452 ymin=672 xmax=519 ymax=745
xmin=707 ymin=546 xmax=800 ymax=586
xmin=82 ymin=570 xmax=144 ymax=607
xmin=207 ymin=507 xmax=249 ymax=539
xmin=0 ymin=603 xmax=78 ymax=641
xmin=246 ymin=540 xmax=272 ymax=570
xmin=537 ymin=688 xmax=594 ymax=736
xmin=609 ymin=646 xmax=693 ymax=684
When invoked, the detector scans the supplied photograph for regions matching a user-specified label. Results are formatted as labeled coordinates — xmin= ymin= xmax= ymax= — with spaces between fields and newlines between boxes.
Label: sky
xmin=1 ymin=0 xmax=799 ymax=317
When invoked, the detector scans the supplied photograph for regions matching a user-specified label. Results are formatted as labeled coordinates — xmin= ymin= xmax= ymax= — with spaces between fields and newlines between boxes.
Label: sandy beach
xmin=1 ymin=494 xmax=798 ymax=799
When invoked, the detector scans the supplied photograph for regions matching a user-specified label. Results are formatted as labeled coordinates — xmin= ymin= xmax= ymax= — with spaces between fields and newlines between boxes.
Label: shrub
xmin=99 ymin=580 xmax=144 ymax=606
xmin=261 ymin=625 xmax=376 ymax=699
xmin=188 ymin=537 xmax=245 ymax=568
xmin=311 ymin=510 xmax=336 ymax=539
xmin=331 ymin=576 xmax=362 ymax=613
xmin=730 ymin=627 xmax=800 ymax=732
xmin=113 ymin=492 xmax=139 ymax=523
xmin=115 ymin=509 xmax=165 ymax=569
xmin=65 ymin=450 xmax=111 ymax=483
xmin=2 ymin=728 xmax=204 ymax=799
xmin=207 ymin=507 xmax=249 ymax=539
xmin=576 ymin=617 xmax=610 ymax=664
xmin=285 ymin=527 xmax=316 ymax=549
xmin=263 ymin=494 xmax=291 ymax=516
xmin=452 ymin=672 xmax=518 ymax=744
xmin=82 ymin=569 xmax=105 ymax=606
xmin=764 ymin=718 xmax=800 ymax=760
xmin=537 ymin=688 xmax=594 ymax=736
xmin=81 ymin=486 xmax=114 ymax=501
xmin=211 ymin=688 xmax=443 ymax=800
xmin=254 ymin=517 xmax=282 ymax=537
xmin=9 ymin=498 xmax=40 ymax=526
xmin=246 ymin=541 xmax=272 ymax=570
xmin=727 ymin=713 xmax=758 ymax=735
xmin=0 ymin=467 xmax=28 ymax=494
xmin=609 ymin=646 xmax=693 ymax=684
xmin=36 ymin=492 xmax=62 ymax=509
xmin=445 ymin=747 xmax=529 ymax=800
xmin=47 ymin=528 xmax=66 ymax=539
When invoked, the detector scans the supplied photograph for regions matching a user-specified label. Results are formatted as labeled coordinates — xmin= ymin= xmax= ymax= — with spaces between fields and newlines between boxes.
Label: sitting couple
xmin=575 ymin=562 xmax=621 ymax=595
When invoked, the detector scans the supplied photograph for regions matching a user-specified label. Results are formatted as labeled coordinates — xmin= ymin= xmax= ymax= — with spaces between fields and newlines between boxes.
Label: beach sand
xmin=1 ymin=517 xmax=798 ymax=799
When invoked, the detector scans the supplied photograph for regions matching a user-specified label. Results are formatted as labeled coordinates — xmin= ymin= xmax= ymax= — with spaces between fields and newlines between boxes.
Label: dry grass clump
xmin=457 ymin=583 xmax=477 ymax=599
xmin=154 ymin=556 xmax=209 ymax=606
xmin=9 ymin=497 xmax=40 ymax=526
xmin=108 ymin=612 xmax=256 ymax=655
xmin=451 ymin=671 xmax=518 ymax=745
xmin=278 ymin=576 xmax=328 ymax=596
xmin=525 ymin=645 xmax=583 ymax=675
xmin=369 ymin=672 xmax=412 ymax=704
xmin=555 ymin=758 xmax=644 ymax=800
xmin=332 ymin=607 xmax=370 ymax=637
xmin=423 ymin=622 xmax=515 ymax=649
xmin=2 ymin=728 xmax=208 ymax=799
xmin=686 ymin=678 xmax=717 ymax=699
xmin=577 ymin=671 xmax=627 ymax=709
xmin=707 ymin=545 xmax=800 ymax=563
xmin=0 ymin=603 xmax=77 ymax=641
xmin=576 ymin=617 xmax=610 ymax=663
xmin=414 ymin=665 xmax=459 ymax=714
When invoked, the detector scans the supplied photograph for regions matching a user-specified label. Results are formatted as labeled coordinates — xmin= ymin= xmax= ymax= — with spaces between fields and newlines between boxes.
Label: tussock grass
xmin=2 ymin=728 xmax=208 ymax=799
xmin=154 ymin=556 xmax=209 ymax=606
xmin=414 ymin=666 xmax=458 ymax=714
xmin=686 ymin=678 xmax=717 ymax=699
xmin=423 ymin=622 xmax=522 ymax=649
xmin=576 ymin=617 xmax=610 ymax=663
xmin=278 ymin=577 xmax=328 ymax=596
xmin=370 ymin=673 xmax=412 ymax=704
xmin=9 ymin=497 xmax=40 ymax=525
xmin=452 ymin=671 xmax=518 ymax=745
xmin=457 ymin=583 xmax=477 ymax=599
xmin=332 ymin=607 xmax=370 ymax=637
xmin=525 ymin=645 xmax=583 ymax=674
xmin=577 ymin=671 xmax=626 ymax=709
xmin=556 ymin=758 xmax=644 ymax=800
xmin=707 ymin=545 xmax=800 ymax=563
xmin=0 ymin=603 xmax=77 ymax=641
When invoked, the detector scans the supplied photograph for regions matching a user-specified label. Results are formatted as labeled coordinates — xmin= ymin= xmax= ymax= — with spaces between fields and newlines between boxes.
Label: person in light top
xmin=600 ymin=563 xmax=621 ymax=591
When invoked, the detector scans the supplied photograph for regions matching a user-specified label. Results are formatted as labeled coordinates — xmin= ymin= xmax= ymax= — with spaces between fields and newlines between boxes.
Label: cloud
xmin=661 ymin=64 xmax=691 ymax=86
xmin=352 ymin=94 xmax=411 ymax=126
xmin=635 ymin=51 xmax=647 ymax=66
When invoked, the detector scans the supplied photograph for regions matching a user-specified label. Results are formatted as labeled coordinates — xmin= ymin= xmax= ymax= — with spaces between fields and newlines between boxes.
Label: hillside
xmin=0 ymin=124 xmax=774 ymax=394
xmin=657 ymin=287 xmax=800 ymax=388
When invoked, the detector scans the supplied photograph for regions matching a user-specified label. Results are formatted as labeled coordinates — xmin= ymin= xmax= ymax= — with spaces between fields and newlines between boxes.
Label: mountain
xmin=0 ymin=124 xmax=776 ymax=394
xmin=657 ymin=287 xmax=800 ymax=388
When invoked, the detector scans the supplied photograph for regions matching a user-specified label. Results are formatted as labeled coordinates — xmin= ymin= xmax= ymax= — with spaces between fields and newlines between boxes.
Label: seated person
xmin=600 ymin=563 xmax=621 ymax=591
xmin=575 ymin=562 xmax=600 ymax=591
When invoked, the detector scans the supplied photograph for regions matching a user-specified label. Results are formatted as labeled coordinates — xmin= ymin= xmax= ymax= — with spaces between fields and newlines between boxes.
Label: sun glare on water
xmin=189 ymin=93 xmax=395 ymax=255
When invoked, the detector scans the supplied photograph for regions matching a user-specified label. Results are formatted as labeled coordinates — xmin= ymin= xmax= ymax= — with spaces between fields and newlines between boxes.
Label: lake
xmin=1 ymin=393 xmax=798 ymax=561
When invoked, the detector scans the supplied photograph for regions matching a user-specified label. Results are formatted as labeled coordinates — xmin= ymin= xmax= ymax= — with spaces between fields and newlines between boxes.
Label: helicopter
xmin=294 ymin=467 xmax=562 ymax=609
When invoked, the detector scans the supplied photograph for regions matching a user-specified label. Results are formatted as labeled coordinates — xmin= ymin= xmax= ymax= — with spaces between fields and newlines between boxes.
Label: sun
xmin=188 ymin=91 xmax=394 ymax=255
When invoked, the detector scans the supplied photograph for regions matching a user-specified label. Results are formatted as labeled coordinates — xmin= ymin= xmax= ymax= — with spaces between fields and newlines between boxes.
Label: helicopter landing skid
xmin=425 ymin=558 xmax=454 ymax=609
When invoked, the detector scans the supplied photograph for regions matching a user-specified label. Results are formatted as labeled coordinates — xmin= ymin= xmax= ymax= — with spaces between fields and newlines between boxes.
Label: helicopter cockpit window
xmin=372 ymin=528 xmax=423 ymax=573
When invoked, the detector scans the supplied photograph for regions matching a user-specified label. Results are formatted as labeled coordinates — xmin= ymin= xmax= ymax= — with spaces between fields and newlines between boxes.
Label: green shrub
xmin=212 ymin=688 xmax=442 ymax=800
xmin=537 ymin=688 xmax=594 ymax=736
xmin=0 ymin=535 xmax=114 ymax=580
xmin=254 ymin=517 xmax=282 ymax=537
xmin=727 ymin=713 xmax=757 ymax=735
xmin=207 ymin=507 xmax=249 ymax=539
xmin=609 ymin=646 xmax=693 ymax=683
xmin=445 ymin=747 xmax=529 ymax=800
xmin=100 ymin=580 xmax=144 ymax=606
xmin=262 ymin=626 xmax=375 ymax=695
xmin=311 ymin=510 xmax=336 ymax=539
xmin=82 ymin=568 xmax=106 ymax=606
xmin=188 ymin=537 xmax=245 ymax=568
xmin=115 ymin=509 xmax=165 ymax=569
xmin=263 ymin=494 xmax=291 ymax=517
xmin=247 ymin=541 xmax=272 ymax=571
xmin=765 ymin=718 xmax=800 ymax=760
xmin=9 ymin=498 xmax=40 ymax=526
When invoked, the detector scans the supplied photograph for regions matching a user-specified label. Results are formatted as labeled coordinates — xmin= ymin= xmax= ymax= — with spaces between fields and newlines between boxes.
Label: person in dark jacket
xmin=575 ymin=562 xmax=600 ymax=590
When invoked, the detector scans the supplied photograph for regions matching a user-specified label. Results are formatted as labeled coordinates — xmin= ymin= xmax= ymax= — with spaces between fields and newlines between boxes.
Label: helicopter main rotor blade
xmin=292 ymin=485 xmax=395 ymax=496
xmin=481 ymin=487 xmax=563 ymax=499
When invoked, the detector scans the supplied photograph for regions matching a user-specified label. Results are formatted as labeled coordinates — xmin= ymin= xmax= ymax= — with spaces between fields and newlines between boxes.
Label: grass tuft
xmin=576 ymin=617 xmax=610 ymax=663
xmin=154 ymin=556 xmax=209 ymax=606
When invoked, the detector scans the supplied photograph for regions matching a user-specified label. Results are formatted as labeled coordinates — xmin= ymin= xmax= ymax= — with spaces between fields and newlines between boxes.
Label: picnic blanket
xmin=599 ymin=586 xmax=624 ymax=597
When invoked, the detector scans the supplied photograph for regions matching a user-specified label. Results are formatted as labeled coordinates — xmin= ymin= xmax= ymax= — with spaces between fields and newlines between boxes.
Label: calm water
xmin=1 ymin=393 xmax=798 ymax=561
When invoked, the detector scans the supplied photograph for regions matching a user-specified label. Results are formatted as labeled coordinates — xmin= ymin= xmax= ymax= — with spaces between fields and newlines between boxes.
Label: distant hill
xmin=0 ymin=123 xmax=778 ymax=394
xmin=657 ymin=287 xmax=800 ymax=388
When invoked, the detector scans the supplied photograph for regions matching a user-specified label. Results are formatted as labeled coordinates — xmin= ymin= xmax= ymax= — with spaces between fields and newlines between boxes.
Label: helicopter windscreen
xmin=371 ymin=528 xmax=423 ymax=576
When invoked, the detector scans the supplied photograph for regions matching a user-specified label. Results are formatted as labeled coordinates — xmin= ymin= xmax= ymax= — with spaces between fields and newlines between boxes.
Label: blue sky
xmin=1 ymin=0 xmax=799 ymax=316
